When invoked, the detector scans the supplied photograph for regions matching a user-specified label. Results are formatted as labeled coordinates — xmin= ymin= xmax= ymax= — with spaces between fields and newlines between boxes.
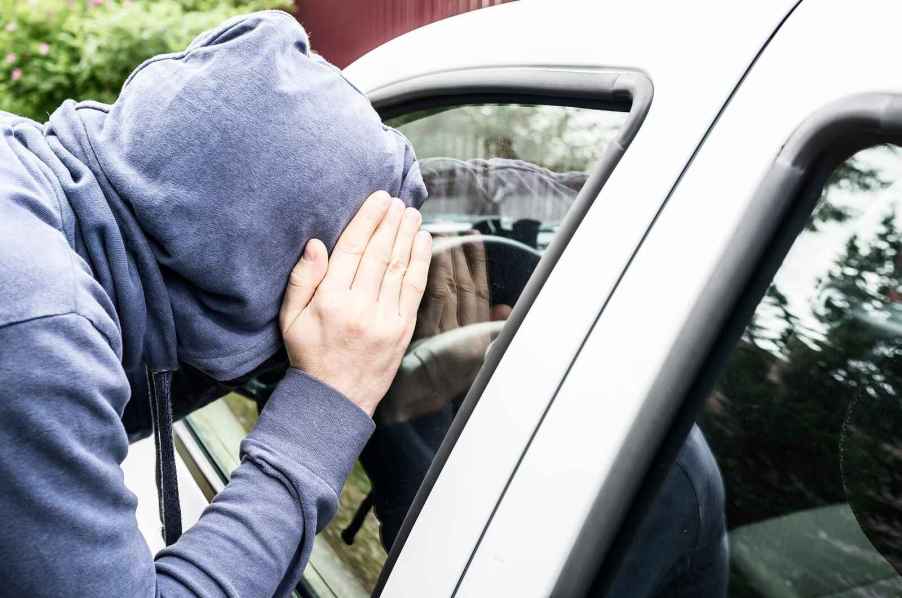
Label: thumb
xmin=280 ymin=238 xmax=328 ymax=332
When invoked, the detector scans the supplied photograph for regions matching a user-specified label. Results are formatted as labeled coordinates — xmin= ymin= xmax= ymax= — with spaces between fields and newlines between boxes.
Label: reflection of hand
xmin=279 ymin=191 xmax=432 ymax=416
xmin=378 ymin=236 xmax=511 ymax=424
xmin=414 ymin=236 xmax=492 ymax=340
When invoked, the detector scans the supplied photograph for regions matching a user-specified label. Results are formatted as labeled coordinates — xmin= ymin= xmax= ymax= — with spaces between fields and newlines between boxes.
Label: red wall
xmin=295 ymin=0 xmax=512 ymax=68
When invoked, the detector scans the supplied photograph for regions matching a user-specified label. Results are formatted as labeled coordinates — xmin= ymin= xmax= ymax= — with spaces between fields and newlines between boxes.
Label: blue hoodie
xmin=0 ymin=11 xmax=425 ymax=597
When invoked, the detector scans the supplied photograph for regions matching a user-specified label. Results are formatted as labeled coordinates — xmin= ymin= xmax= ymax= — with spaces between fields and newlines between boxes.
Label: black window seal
xmin=367 ymin=65 xmax=653 ymax=596
xmin=587 ymin=92 xmax=902 ymax=596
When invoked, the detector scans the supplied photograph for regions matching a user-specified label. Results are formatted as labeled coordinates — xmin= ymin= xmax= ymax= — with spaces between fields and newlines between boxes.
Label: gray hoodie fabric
xmin=0 ymin=11 xmax=425 ymax=597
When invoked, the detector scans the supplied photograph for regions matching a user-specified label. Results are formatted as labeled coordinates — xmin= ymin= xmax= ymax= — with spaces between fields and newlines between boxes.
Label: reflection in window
xmin=710 ymin=144 xmax=902 ymax=597
xmin=608 ymin=145 xmax=902 ymax=598
xmin=187 ymin=102 xmax=627 ymax=594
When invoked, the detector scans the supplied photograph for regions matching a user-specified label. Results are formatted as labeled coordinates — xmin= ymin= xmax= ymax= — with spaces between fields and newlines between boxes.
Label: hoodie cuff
xmin=243 ymin=368 xmax=374 ymax=495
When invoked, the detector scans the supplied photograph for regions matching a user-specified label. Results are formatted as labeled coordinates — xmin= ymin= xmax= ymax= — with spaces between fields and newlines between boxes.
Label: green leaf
xmin=0 ymin=0 xmax=292 ymax=120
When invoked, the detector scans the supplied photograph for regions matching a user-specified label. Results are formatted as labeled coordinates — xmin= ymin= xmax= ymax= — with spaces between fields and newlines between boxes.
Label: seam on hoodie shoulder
xmin=2 ymin=125 xmax=80 ymax=320
xmin=0 ymin=311 xmax=78 ymax=332
xmin=0 ymin=311 xmax=117 ymax=353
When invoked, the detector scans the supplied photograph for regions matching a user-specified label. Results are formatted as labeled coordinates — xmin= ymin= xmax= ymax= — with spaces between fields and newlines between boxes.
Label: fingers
xmin=401 ymin=230 xmax=433 ymax=319
xmin=453 ymin=242 xmax=491 ymax=326
xmin=353 ymin=197 xmax=406 ymax=297
xmin=464 ymin=240 xmax=491 ymax=323
xmin=379 ymin=206 xmax=422 ymax=306
xmin=438 ymin=248 xmax=462 ymax=332
xmin=322 ymin=191 xmax=391 ymax=290
xmin=414 ymin=246 xmax=453 ymax=339
xmin=491 ymin=304 xmax=512 ymax=321
xmin=280 ymin=238 xmax=328 ymax=332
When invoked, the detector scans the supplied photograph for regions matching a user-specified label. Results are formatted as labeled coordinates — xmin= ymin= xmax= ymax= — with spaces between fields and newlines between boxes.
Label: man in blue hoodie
xmin=0 ymin=11 xmax=430 ymax=597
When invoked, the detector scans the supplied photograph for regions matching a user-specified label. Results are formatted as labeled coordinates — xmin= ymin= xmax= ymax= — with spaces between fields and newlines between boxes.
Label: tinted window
xmin=188 ymin=101 xmax=627 ymax=594
xmin=606 ymin=145 xmax=902 ymax=598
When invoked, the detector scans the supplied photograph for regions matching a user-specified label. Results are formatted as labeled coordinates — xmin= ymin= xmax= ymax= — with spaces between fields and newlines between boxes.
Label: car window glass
xmin=606 ymin=144 xmax=902 ymax=598
xmin=188 ymin=101 xmax=628 ymax=595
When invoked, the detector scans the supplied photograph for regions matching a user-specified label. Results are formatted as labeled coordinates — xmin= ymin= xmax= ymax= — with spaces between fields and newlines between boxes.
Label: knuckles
xmin=406 ymin=278 xmax=428 ymax=295
xmin=387 ymin=257 xmax=407 ymax=275
xmin=308 ymin=284 xmax=413 ymax=351
xmin=343 ymin=315 xmax=369 ymax=339
xmin=456 ymin=282 xmax=477 ymax=296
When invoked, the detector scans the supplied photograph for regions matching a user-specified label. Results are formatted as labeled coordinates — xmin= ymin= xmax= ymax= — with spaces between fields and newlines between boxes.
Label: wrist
xmin=244 ymin=369 xmax=375 ymax=494
xmin=291 ymin=366 xmax=377 ymax=417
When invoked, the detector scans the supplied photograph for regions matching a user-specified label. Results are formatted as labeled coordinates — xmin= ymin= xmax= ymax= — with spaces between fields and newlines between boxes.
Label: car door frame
xmin=451 ymin=3 xmax=902 ymax=596
xmin=366 ymin=65 xmax=653 ymax=597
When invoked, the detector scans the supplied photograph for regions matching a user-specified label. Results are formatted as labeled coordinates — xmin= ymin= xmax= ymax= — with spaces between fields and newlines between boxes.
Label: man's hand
xmin=279 ymin=191 xmax=432 ymax=416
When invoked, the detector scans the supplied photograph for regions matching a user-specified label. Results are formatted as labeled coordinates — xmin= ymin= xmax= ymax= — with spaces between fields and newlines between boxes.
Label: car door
xmin=173 ymin=2 xmax=801 ymax=596
xmin=177 ymin=62 xmax=651 ymax=598
xmin=452 ymin=1 xmax=902 ymax=597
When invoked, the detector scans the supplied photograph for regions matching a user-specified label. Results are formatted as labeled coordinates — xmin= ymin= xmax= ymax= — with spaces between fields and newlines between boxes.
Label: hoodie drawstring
xmin=147 ymin=367 xmax=182 ymax=546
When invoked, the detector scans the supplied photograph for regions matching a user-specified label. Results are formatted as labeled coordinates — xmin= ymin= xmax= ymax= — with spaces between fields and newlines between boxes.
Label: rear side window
xmin=188 ymin=100 xmax=629 ymax=595
xmin=606 ymin=144 xmax=902 ymax=597
xmin=709 ymin=144 xmax=902 ymax=596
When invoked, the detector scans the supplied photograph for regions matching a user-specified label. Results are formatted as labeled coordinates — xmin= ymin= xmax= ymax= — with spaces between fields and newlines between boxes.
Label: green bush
xmin=0 ymin=0 xmax=292 ymax=121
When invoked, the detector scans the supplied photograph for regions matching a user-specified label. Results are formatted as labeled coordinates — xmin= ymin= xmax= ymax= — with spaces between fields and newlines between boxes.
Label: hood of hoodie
xmin=41 ymin=11 xmax=426 ymax=387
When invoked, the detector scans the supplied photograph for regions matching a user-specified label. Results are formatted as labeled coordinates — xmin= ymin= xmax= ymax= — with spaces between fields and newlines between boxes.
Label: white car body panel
xmin=459 ymin=1 xmax=902 ymax=596
xmin=345 ymin=1 xmax=799 ymax=596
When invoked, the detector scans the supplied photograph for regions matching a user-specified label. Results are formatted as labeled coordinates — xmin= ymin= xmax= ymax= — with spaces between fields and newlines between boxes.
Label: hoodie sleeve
xmin=0 ymin=312 xmax=373 ymax=598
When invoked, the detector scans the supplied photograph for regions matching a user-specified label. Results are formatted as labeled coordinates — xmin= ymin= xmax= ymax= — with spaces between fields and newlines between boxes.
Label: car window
xmin=606 ymin=144 xmax=902 ymax=597
xmin=187 ymin=101 xmax=628 ymax=595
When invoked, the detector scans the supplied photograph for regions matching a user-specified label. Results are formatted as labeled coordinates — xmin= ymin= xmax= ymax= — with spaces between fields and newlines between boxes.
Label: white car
xmin=125 ymin=1 xmax=902 ymax=596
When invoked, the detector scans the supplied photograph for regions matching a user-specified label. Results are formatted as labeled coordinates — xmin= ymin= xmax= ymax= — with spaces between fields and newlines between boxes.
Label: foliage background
xmin=0 ymin=0 xmax=291 ymax=122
